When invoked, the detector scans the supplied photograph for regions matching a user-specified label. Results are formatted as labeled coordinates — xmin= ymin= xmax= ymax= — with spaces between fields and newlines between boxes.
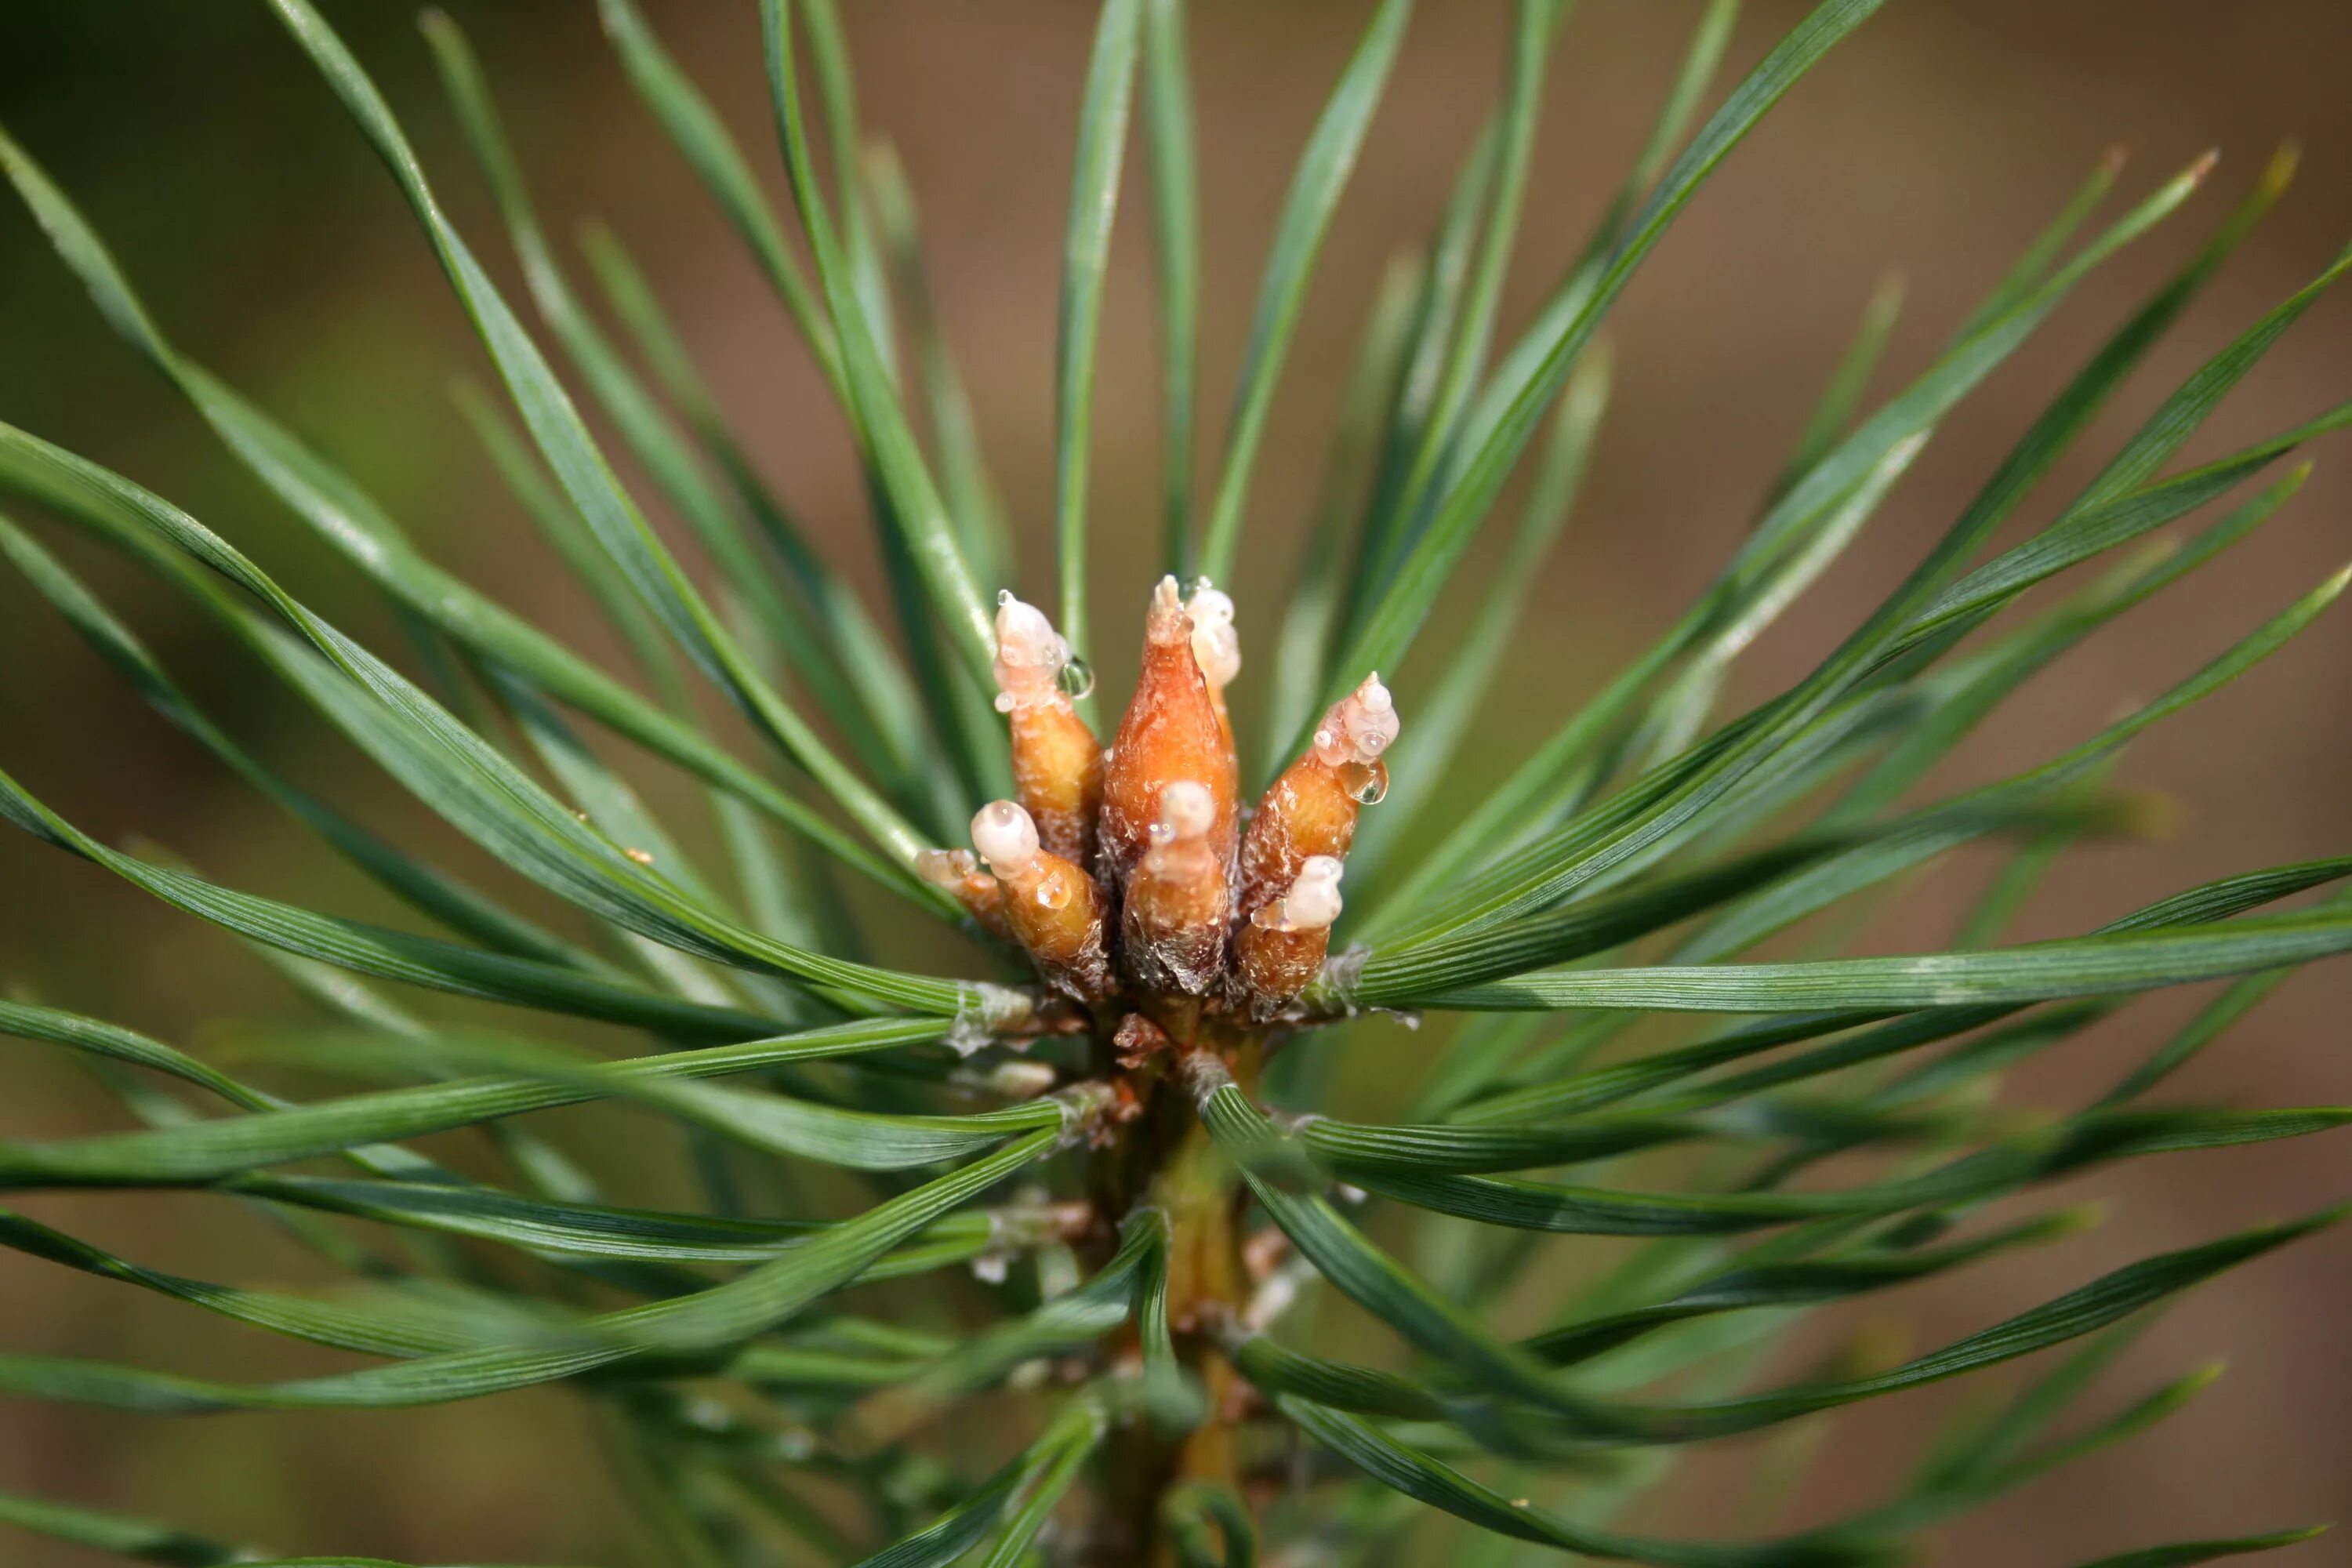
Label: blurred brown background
xmin=2 ymin=2 xmax=2348 ymax=1563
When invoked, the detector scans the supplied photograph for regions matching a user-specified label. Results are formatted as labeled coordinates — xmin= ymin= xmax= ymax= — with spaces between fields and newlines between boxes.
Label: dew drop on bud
xmin=1348 ymin=762 xmax=1389 ymax=805
xmin=1057 ymin=656 xmax=1094 ymax=699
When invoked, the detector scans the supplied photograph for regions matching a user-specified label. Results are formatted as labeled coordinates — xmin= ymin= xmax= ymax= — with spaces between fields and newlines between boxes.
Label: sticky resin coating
xmin=991 ymin=591 xmax=1104 ymax=866
xmin=1236 ymin=855 xmax=1345 ymax=1018
xmin=1185 ymin=579 xmax=1241 ymax=753
xmin=1120 ymin=779 xmax=1230 ymax=996
xmin=1239 ymin=673 xmax=1401 ymax=916
xmin=971 ymin=800 xmax=1114 ymax=1000
xmin=1098 ymin=575 xmax=1240 ymax=889
xmin=1257 ymin=854 xmax=1344 ymax=932
xmin=1312 ymin=672 xmax=1399 ymax=777
xmin=972 ymin=799 xmax=1041 ymax=871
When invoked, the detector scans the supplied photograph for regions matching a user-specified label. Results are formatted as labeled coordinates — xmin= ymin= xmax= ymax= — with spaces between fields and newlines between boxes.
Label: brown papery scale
xmin=971 ymin=800 xmax=1115 ymax=1000
xmin=1099 ymin=575 xmax=1240 ymax=891
xmin=1112 ymin=1011 xmax=1174 ymax=1069
xmin=1234 ymin=855 xmax=1344 ymax=1018
xmin=1120 ymin=779 xmax=1230 ymax=996
xmin=1238 ymin=673 xmax=1399 ymax=917
xmin=992 ymin=591 xmax=1104 ymax=866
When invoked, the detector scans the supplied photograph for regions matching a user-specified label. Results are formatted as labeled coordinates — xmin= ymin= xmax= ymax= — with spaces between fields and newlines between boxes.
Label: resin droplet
xmin=1098 ymin=575 xmax=1240 ymax=890
xmin=1120 ymin=779 xmax=1230 ymax=996
xmin=1236 ymin=855 xmax=1343 ymax=1018
xmin=1310 ymin=671 xmax=1399 ymax=768
xmin=992 ymin=592 xmax=1104 ymax=866
xmin=971 ymin=800 xmax=1114 ymax=1000
xmin=1185 ymin=579 xmax=1242 ymax=756
xmin=971 ymin=799 xmax=1040 ymax=868
xmin=1185 ymin=583 xmax=1240 ymax=688
xmin=1259 ymin=855 xmax=1343 ymax=931
xmin=1239 ymin=673 xmax=1399 ymax=917
xmin=916 ymin=846 xmax=1010 ymax=939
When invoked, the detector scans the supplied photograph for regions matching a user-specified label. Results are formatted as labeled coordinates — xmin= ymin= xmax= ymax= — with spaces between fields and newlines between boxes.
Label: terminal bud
xmin=1099 ymin=576 xmax=1240 ymax=888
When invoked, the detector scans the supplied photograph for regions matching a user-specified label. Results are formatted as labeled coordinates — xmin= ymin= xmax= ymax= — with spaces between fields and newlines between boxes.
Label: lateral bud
xmin=971 ymin=800 xmax=1115 ymax=1000
xmin=1120 ymin=779 xmax=1229 ymax=995
xmin=1098 ymin=575 xmax=1240 ymax=888
xmin=916 ymin=847 xmax=1011 ymax=939
xmin=1235 ymin=855 xmax=1343 ymax=1018
xmin=992 ymin=591 xmax=1104 ymax=866
xmin=1239 ymin=673 xmax=1398 ymax=915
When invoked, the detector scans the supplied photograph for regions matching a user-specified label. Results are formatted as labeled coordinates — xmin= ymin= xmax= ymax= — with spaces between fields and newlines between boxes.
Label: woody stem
xmin=1087 ymin=1018 xmax=1260 ymax=1563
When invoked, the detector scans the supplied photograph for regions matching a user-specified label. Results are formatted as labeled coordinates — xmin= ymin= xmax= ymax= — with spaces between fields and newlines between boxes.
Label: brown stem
xmin=1083 ymin=1011 xmax=1261 ymax=1564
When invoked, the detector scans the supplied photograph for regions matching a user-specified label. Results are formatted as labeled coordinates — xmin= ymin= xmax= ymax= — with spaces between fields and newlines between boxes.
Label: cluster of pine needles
xmin=1 ymin=0 xmax=2349 ymax=1563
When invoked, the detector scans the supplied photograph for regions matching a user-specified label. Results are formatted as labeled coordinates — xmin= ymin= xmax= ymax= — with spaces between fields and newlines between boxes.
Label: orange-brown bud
xmin=992 ymin=592 xmax=1104 ymax=866
xmin=1099 ymin=575 xmax=1240 ymax=887
xmin=1234 ymin=855 xmax=1343 ymax=1018
xmin=971 ymin=800 xmax=1115 ymax=1000
xmin=1119 ymin=780 xmax=1229 ymax=995
xmin=1238 ymin=674 xmax=1397 ymax=916
xmin=915 ymin=848 xmax=1011 ymax=939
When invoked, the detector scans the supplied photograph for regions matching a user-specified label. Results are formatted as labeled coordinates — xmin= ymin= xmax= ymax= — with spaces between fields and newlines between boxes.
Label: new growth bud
xmin=1236 ymin=855 xmax=1342 ymax=1018
xmin=979 ymin=583 xmax=1387 ymax=1017
xmin=1240 ymin=673 xmax=1398 ymax=916
xmin=1120 ymin=779 xmax=1229 ymax=995
xmin=992 ymin=591 xmax=1104 ymax=866
xmin=971 ymin=800 xmax=1115 ymax=1000
xmin=1098 ymin=575 xmax=1240 ymax=889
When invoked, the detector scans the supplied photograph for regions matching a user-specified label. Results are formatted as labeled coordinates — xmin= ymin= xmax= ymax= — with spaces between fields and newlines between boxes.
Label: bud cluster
xmin=927 ymin=576 xmax=1399 ymax=1034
